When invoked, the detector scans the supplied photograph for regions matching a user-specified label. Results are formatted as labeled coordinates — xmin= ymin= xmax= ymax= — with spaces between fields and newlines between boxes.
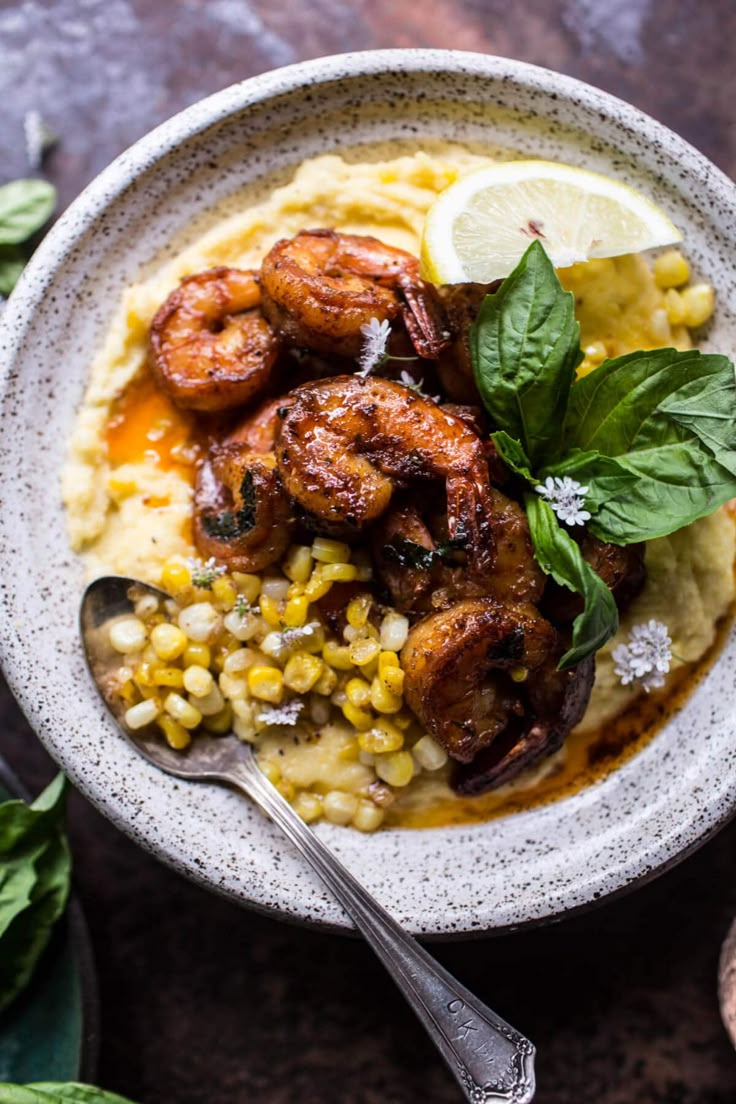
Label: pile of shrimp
xmin=141 ymin=228 xmax=641 ymax=809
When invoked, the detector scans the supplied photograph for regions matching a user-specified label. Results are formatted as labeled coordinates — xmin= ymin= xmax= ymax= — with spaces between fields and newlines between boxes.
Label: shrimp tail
xmin=397 ymin=272 xmax=451 ymax=359
xmin=446 ymin=466 xmax=495 ymax=573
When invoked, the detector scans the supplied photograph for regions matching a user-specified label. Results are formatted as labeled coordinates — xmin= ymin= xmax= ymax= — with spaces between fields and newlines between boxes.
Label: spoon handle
xmin=225 ymin=755 xmax=536 ymax=1103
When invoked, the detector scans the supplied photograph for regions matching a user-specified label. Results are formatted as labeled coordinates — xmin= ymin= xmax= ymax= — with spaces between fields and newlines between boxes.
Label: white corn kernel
xmin=223 ymin=609 xmax=262 ymax=642
xmin=109 ymin=617 xmax=147 ymax=654
xmin=223 ymin=648 xmax=258 ymax=675
xmin=653 ymin=249 xmax=690 ymax=288
xmin=164 ymin=692 xmax=202 ymax=729
xmin=379 ymin=611 xmax=409 ymax=652
xmin=182 ymin=659 xmax=215 ymax=695
xmin=412 ymin=734 xmax=448 ymax=771
xmin=134 ymin=593 xmax=160 ymax=619
xmin=352 ymin=800 xmax=384 ymax=833
xmin=260 ymin=576 xmax=290 ymax=601
xmin=124 ymin=698 xmax=160 ymax=730
xmin=178 ymin=602 xmax=221 ymax=643
xmin=323 ymin=790 xmax=359 ymax=825
xmin=190 ymin=683 xmax=226 ymax=716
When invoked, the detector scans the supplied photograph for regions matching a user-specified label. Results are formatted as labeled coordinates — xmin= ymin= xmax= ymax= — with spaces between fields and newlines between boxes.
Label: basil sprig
xmin=0 ymin=179 xmax=56 ymax=296
xmin=0 ymin=773 xmax=71 ymax=1013
xmin=471 ymin=239 xmax=736 ymax=667
xmin=0 ymin=1086 xmax=137 ymax=1103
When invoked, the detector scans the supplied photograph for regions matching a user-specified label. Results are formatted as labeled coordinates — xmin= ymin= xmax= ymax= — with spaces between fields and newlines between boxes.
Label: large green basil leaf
xmin=0 ymin=775 xmax=71 ymax=1014
xmin=470 ymin=240 xmax=583 ymax=467
xmin=0 ymin=181 xmax=56 ymax=245
xmin=490 ymin=430 xmax=535 ymax=484
xmin=0 ymin=1086 xmax=137 ymax=1103
xmin=525 ymin=494 xmax=618 ymax=668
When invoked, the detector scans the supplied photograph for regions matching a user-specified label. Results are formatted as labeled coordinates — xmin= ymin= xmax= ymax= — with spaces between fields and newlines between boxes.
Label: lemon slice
xmin=421 ymin=160 xmax=682 ymax=284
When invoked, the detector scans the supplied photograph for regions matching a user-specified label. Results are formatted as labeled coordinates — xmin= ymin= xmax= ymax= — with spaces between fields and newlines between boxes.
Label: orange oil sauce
xmin=105 ymin=367 xmax=203 ymax=478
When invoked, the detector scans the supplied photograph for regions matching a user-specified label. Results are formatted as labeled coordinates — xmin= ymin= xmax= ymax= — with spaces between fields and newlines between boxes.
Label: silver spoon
xmin=81 ymin=574 xmax=536 ymax=1103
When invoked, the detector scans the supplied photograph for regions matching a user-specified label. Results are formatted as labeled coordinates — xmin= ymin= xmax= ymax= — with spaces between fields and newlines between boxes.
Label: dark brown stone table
xmin=2 ymin=2 xmax=736 ymax=1100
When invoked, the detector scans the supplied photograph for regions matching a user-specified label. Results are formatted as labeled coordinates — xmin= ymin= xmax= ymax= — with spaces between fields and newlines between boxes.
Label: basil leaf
xmin=491 ymin=431 xmax=536 ymax=484
xmin=470 ymin=240 xmax=583 ymax=467
xmin=0 ymin=774 xmax=71 ymax=1014
xmin=0 ymin=180 xmax=56 ymax=245
xmin=0 ymin=1086 xmax=137 ymax=1103
xmin=0 ymin=245 xmax=28 ymax=297
xmin=525 ymin=494 xmax=618 ymax=668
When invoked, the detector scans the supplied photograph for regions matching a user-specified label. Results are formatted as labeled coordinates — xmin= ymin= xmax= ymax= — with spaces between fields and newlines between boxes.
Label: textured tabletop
xmin=2 ymin=2 xmax=736 ymax=1101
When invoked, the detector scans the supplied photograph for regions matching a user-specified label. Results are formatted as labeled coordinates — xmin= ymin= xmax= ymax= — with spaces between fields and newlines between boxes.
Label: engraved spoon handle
xmin=224 ymin=754 xmax=536 ymax=1103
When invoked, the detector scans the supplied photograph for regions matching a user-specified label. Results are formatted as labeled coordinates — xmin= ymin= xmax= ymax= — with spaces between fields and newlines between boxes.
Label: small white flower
xmin=189 ymin=556 xmax=226 ymax=589
xmin=398 ymin=370 xmax=441 ymax=403
xmin=258 ymin=699 xmax=304 ymax=727
xmin=234 ymin=594 xmax=250 ymax=616
xmin=357 ymin=317 xmax=391 ymax=376
xmin=613 ymin=619 xmax=672 ymax=693
xmin=535 ymin=475 xmax=591 ymax=526
xmin=278 ymin=622 xmax=319 ymax=649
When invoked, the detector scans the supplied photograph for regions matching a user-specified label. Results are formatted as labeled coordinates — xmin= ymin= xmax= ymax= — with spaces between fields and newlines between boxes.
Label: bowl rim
xmin=2 ymin=47 xmax=736 ymax=937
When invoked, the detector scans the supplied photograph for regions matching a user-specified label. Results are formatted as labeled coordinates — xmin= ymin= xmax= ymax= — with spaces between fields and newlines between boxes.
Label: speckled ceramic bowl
xmin=1 ymin=50 xmax=735 ymax=936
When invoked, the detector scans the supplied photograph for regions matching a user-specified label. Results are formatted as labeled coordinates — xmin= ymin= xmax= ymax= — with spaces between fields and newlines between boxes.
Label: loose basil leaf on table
xmin=524 ymin=494 xmax=619 ymax=669
xmin=0 ymin=246 xmax=28 ymax=298
xmin=0 ymin=774 xmax=71 ymax=1014
xmin=0 ymin=180 xmax=56 ymax=245
xmin=0 ymin=1085 xmax=137 ymax=1103
xmin=470 ymin=238 xmax=583 ymax=469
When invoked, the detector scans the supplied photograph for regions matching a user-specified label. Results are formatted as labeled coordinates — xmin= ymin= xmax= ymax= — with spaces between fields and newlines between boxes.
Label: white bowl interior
xmin=1 ymin=51 xmax=735 ymax=934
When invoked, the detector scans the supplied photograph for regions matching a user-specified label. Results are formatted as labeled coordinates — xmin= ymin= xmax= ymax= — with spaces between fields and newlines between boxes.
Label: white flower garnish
xmin=278 ymin=622 xmax=319 ymax=649
xmin=258 ymin=699 xmax=304 ymax=727
xmin=535 ymin=475 xmax=591 ymax=526
xmin=189 ymin=556 xmax=226 ymax=589
xmin=612 ymin=619 xmax=672 ymax=693
xmin=234 ymin=594 xmax=251 ymax=616
xmin=357 ymin=317 xmax=391 ymax=376
xmin=398 ymin=370 xmax=441 ymax=403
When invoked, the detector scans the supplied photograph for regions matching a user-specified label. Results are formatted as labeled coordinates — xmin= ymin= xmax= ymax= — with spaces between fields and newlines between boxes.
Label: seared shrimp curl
xmin=150 ymin=267 xmax=280 ymax=412
xmin=260 ymin=230 xmax=448 ymax=358
xmin=275 ymin=376 xmax=496 ymax=572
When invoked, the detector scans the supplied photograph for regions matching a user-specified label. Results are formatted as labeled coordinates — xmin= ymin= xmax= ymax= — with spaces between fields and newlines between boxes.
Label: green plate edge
xmin=0 ymin=759 xmax=99 ymax=1081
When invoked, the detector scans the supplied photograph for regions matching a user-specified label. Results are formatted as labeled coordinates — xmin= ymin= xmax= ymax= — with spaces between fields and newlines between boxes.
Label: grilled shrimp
xmin=260 ymin=229 xmax=448 ymax=359
xmin=149 ymin=267 xmax=280 ymax=412
xmin=543 ymin=534 xmax=646 ymax=622
xmin=436 ymin=281 xmax=500 ymax=403
xmin=275 ymin=376 xmax=496 ymax=572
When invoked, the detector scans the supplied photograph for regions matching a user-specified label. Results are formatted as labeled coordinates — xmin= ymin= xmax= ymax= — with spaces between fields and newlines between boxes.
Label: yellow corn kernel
xmin=160 ymin=559 xmax=192 ymax=595
xmin=352 ymin=800 xmax=384 ymax=833
xmin=152 ymin=666 xmax=185 ymax=689
xmin=341 ymin=701 xmax=374 ymax=731
xmin=286 ymin=582 xmax=305 ymax=599
xmin=349 ymin=637 xmax=381 ymax=667
xmin=283 ymin=544 xmax=314 ymax=584
xmin=164 ymin=692 xmax=202 ymax=729
xmin=378 ymin=650 xmax=400 ymax=672
xmin=247 ymin=666 xmax=284 ymax=703
xmin=322 ymin=640 xmax=354 ymax=671
xmin=375 ymin=750 xmax=414 ymax=787
xmin=311 ymin=537 xmax=351 ymax=564
xmin=346 ymin=593 xmax=372 ymax=629
xmin=338 ymin=740 xmax=360 ymax=762
xmin=358 ymin=717 xmax=404 ymax=754
xmin=370 ymin=677 xmax=402 ymax=714
xmin=257 ymin=593 xmax=282 ymax=628
xmin=380 ymin=665 xmax=405 ymax=696
xmin=157 ymin=713 xmax=191 ymax=750
xmin=211 ymin=576 xmax=237 ymax=610
xmin=283 ymin=652 xmax=324 ymax=693
xmin=232 ymin=572 xmax=261 ymax=604
xmin=277 ymin=778 xmax=296 ymax=802
xmin=183 ymin=642 xmax=211 ymax=669
xmin=182 ymin=664 xmax=215 ymax=697
xmin=293 ymin=792 xmax=323 ymax=824
xmin=313 ymin=666 xmax=338 ymax=696
xmin=137 ymin=683 xmax=161 ymax=702
xmin=133 ymin=661 xmax=156 ymax=689
xmin=118 ymin=678 xmax=138 ymax=706
xmin=392 ymin=710 xmax=414 ymax=731
xmin=321 ymin=563 xmax=358 ymax=582
xmin=582 ymin=340 xmax=607 ymax=367
xmin=664 ymin=288 xmax=686 ymax=326
xmin=681 ymin=283 xmax=715 ymax=328
xmin=259 ymin=758 xmax=281 ymax=785
xmin=150 ymin=622 xmax=188 ymax=662
xmin=303 ymin=572 xmax=333 ymax=601
xmin=510 ymin=666 xmax=528 ymax=683
xmin=283 ymin=595 xmax=309 ymax=628
xmin=201 ymin=704 xmax=233 ymax=734
xmin=653 ymin=249 xmax=690 ymax=289
xmin=124 ymin=697 xmax=160 ymax=729
xmin=345 ymin=677 xmax=372 ymax=709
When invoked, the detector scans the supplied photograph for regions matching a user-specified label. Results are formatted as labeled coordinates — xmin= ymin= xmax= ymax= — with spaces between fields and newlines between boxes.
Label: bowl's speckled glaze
xmin=1 ymin=50 xmax=735 ymax=936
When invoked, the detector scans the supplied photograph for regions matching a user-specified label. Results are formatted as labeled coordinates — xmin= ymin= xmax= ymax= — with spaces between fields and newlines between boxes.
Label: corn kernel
xmin=293 ymin=792 xmax=323 ymax=823
xmin=321 ymin=563 xmax=358 ymax=582
xmin=393 ymin=710 xmax=414 ymax=731
xmin=223 ymin=608 xmax=261 ymax=641
xmin=283 ymin=652 xmax=324 ymax=693
xmin=510 ymin=666 xmax=528 ymax=683
xmin=287 ymin=582 xmax=305 ymax=598
xmin=322 ymin=640 xmax=354 ymax=670
xmin=277 ymin=778 xmax=296 ymax=802
xmin=341 ymin=701 xmax=374 ymax=731
xmin=380 ymin=665 xmax=405 ymax=695
xmin=160 ymin=559 xmax=192 ymax=594
xmin=223 ymin=648 xmax=257 ymax=675
xmin=311 ymin=537 xmax=351 ymax=564
xmin=338 ymin=740 xmax=360 ymax=762
xmin=378 ymin=651 xmax=400 ymax=672
xmin=124 ymin=698 xmax=160 ymax=730
xmin=304 ymin=572 xmax=333 ymax=601
xmin=370 ymin=677 xmax=402 ymax=714
xmin=648 ymin=307 xmax=670 ymax=343
xmin=653 ymin=249 xmax=690 ymax=289
xmin=182 ymin=664 xmax=214 ymax=697
xmin=379 ymin=611 xmax=409 ymax=652
xmin=375 ymin=750 xmax=414 ymax=787
xmin=118 ymin=679 xmax=138 ymax=706
xmin=157 ymin=713 xmax=191 ymax=750
xmin=352 ymin=800 xmax=384 ymax=833
xmin=358 ymin=718 xmax=404 ymax=754
xmin=150 ymin=622 xmax=187 ymax=661
xmin=183 ymin=642 xmax=211 ymax=668
xmin=283 ymin=544 xmax=314 ymax=583
xmin=211 ymin=576 xmax=237 ymax=610
xmin=233 ymin=713 xmax=257 ymax=743
xmin=349 ymin=637 xmax=381 ymax=667
xmin=109 ymin=617 xmax=147 ymax=654
xmin=218 ymin=672 xmax=248 ymax=701
xmin=323 ymin=790 xmax=359 ymax=825
xmin=247 ymin=666 xmax=284 ymax=703
xmin=133 ymin=661 xmax=156 ymax=689
xmin=152 ymin=666 xmax=185 ymax=688
xmin=259 ymin=759 xmax=281 ymax=785
xmin=164 ymin=692 xmax=202 ymax=729
xmin=134 ymin=593 xmax=160 ymax=620
xmin=283 ymin=595 xmax=309 ymax=628
xmin=664 ymin=288 xmax=686 ymax=326
xmin=582 ymin=340 xmax=607 ymax=366
xmin=201 ymin=704 xmax=233 ymax=734
xmin=259 ymin=593 xmax=283 ymax=628
xmin=178 ymin=602 xmax=221 ymax=643
xmin=412 ymin=734 xmax=448 ymax=771
xmin=346 ymin=593 xmax=372 ymax=629
xmin=346 ymin=677 xmax=372 ymax=709
xmin=232 ymin=572 xmax=261 ymax=603
xmin=309 ymin=695 xmax=331 ymax=725
xmin=681 ymin=283 xmax=715 ymax=328
xmin=193 ymin=683 xmax=226 ymax=715
xmin=313 ymin=666 xmax=338 ymax=696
